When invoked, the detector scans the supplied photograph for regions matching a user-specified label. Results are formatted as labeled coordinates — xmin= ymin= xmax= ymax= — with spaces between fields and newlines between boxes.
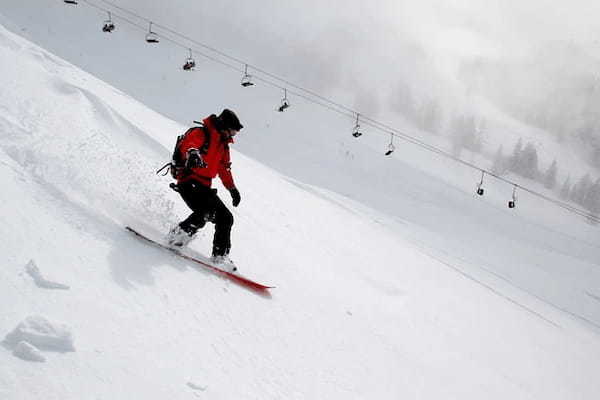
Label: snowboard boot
xmin=166 ymin=225 xmax=195 ymax=248
xmin=210 ymin=255 xmax=237 ymax=273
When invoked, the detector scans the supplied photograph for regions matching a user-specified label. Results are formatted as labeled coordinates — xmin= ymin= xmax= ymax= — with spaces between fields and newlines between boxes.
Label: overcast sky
xmin=118 ymin=0 xmax=600 ymax=117
xmin=53 ymin=1 xmax=593 ymax=81
xmin=1 ymin=0 xmax=600 ymax=175
xmin=4 ymin=0 xmax=599 ymax=112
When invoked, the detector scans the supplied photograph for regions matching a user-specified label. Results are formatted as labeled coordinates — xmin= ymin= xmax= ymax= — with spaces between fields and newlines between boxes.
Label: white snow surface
xmin=1 ymin=22 xmax=600 ymax=400
xmin=4 ymin=315 xmax=74 ymax=354
xmin=12 ymin=340 xmax=46 ymax=363
xmin=25 ymin=260 xmax=70 ymax=290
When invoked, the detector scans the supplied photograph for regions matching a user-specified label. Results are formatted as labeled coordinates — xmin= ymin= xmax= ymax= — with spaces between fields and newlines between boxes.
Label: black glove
xmin=185 ymin=148 xmax=207 ymax=169
xmin=229 ymin=188 xmax=241 ymax=207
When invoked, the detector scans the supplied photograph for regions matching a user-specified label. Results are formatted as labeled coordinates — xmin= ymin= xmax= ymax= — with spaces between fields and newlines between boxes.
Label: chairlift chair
xmin=508 ymin=185 xmax=517 ymax=208
xmin=278 ymin=89 xmax=290 ymax=112
xmin=182 ymin=49 xmax=196 ymax=71
xmin=352 ymin=114 xmax=362 ymax=138
xmin=278 ymin=99 xmax=290 ymax=112
xmin=476 ymin=171 xmax=485 ymax=196
xmin=183 ymin=59 xmax=196 ymax=71
xmin=102 ymin=12 xmax=115 ymax=33
xmin=385 ymin=133 xmax=395 ymax=156
xmin=385 ymin=144 xmax=395 ymax=156
xmin=241 ymin=75 xmax=254 ymax=87
xmin=146 ymin=34 xmax=159 ymax=44
xmin=145 ymin=22 xmax=159 ymax=44
xmin=103 ymin=22 xmax=115 ymax=33
xmin=241 ymin=64 xmax=254 ymax=87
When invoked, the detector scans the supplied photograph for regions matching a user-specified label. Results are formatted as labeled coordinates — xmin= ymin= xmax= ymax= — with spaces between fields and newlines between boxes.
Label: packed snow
xmin=4 ymin=315 xmax=75 ymax=364
xmin=1 ymin=15 xmax=600 ymax=400
xmin=25 ymin=260 xmax=70 ymax=290
xmin=11 ymin=340 xmax=46 ymax=363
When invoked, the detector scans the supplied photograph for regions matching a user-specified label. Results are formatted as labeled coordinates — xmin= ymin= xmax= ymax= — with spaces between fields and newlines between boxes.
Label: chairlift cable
xmin=85 ymin=1 xmax=356 ymax=118
xmin=75 ymin=0 xmax=600 ymax=225
xmin=88 ymin=0 xmax=354 ymax=115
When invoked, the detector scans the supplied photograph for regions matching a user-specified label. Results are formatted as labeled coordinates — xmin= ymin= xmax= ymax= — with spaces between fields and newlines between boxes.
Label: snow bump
xmin=12 ymin=340 xmax=46 ymax=362
xmin=25 ymin=260 xmax=70 ymax=290
xmin=4 ymin=315 xmax=75 ymax=355
xmin=186 ymin=381 xmax=208 ymax=392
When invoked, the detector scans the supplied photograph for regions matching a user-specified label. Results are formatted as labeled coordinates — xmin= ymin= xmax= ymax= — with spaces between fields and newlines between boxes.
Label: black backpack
xmin=157 ymin=123 xmax=211 ymax=180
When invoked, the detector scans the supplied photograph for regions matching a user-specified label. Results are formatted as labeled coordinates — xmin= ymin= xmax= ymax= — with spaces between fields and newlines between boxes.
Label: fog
xmin=1 ymin=0 xmax=599 ymax=190
xmin=136 ymin=0 xmax=600 ymax=163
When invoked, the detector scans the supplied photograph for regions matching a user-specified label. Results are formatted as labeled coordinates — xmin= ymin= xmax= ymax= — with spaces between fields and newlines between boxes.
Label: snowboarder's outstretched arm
xmin=218 ymin=147 xmax=235 ymax=190
xmin=218 ymin=148 xmax=240 ymax=206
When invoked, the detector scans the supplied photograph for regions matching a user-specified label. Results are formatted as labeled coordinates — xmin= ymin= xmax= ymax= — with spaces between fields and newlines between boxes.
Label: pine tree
xmin=450 ymin=114 xmax=481 ymax=154
xmin=509 ymin=138 xmax=523 ymax=173
xmin=543 ymin=159 xmax=558 ymax=189
xmin=470 ymin=116 xmax=484 ymax=152
xmin=491 ymin=145 xmax=507 ymax=174
xmin=450 ymin=115 xmax=466 ymax=156
xmin=520 ymin=142 xmax=539 ymax=179
xmin=560 ymin=175 xmax=571 ymax=199
xmin=571 ymin=173 xmax=593 ymax=205
xmin=586 ymin=178 xmax=600 ymax=214
xmin=464 ymin=115 xmax=481 ymax=152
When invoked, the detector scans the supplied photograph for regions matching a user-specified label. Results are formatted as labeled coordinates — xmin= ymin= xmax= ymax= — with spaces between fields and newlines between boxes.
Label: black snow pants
xmin=177 ymin=181 xmax=233 ymax=257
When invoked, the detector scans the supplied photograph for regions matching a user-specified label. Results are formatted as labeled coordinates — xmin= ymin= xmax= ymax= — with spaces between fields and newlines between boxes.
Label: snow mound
xmin=4 ymin=315 xmax=75 ymax=353
xmin=25 ymin=260 xmax=70 ymax=290
xmin=186 ymin=381 xmax=208 ymax=392
xmin=12 ymin=341 xmax=46 ymax=362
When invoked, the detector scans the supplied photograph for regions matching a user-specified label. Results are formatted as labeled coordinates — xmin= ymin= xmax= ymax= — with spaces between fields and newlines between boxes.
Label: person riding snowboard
xmin=167 ymin=109 xmax=243 ymax=270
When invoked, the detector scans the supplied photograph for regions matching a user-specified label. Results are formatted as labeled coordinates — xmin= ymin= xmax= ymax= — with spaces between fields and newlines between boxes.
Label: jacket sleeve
xmin=178 ymin=128 xmax=205 ymax=159
xmin=218 ymin=146 xmax=235 ymax=190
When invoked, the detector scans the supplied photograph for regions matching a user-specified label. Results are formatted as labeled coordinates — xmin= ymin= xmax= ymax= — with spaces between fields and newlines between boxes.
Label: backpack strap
xmin=156 ymin=162 xmax=171 ymax=176
xmin=181 ymin=125 xmax=210 ymax=155
xmin=155 ymin=124 xmax=212 ymax=178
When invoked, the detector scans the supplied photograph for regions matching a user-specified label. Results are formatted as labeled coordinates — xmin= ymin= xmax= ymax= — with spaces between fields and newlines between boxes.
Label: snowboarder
xmin=167 ymin=109 xmax=243 ymax=269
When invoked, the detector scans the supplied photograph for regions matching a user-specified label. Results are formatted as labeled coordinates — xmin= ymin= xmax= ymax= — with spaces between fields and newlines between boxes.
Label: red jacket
xmin=177 ymin=115 xmax=236 ymax=190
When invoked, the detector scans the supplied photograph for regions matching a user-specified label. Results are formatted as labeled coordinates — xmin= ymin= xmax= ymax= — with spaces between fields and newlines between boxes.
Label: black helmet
xmin=218 ymin=109 xmax=243 ymax=131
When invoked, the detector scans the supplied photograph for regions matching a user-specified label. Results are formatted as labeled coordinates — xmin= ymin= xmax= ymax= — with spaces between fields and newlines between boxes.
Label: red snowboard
xmin=126 ymin=226 xmax=274 ymax=293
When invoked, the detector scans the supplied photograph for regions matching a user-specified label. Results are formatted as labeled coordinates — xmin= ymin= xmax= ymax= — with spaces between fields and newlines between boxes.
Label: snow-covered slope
xmin=3 ymin=1 xmax=599 ymax=330
xmin=1 ymin=22 xmax=600 ymax=400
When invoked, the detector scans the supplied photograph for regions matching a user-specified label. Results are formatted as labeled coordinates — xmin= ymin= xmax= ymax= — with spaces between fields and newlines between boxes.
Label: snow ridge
xmin=25 ymin=260 xmax=70 ymax=290
xmin=4 ymin=316 xmax=75 ymax=363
